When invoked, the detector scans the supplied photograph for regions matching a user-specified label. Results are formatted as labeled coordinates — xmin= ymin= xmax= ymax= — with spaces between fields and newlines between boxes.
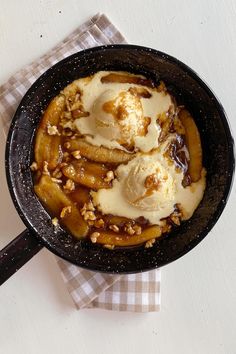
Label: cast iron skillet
xmin=0 ymin=45 xmax=235 ymax=285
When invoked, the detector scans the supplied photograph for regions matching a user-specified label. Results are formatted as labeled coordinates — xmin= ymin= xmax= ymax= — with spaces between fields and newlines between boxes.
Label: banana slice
xmin=179 ymin=109 xmax=203 ymax=182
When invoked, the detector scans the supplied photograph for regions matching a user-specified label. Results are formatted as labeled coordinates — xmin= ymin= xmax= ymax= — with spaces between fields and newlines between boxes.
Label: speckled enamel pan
xmin=0 ymin=45 xmax=234 ymax=285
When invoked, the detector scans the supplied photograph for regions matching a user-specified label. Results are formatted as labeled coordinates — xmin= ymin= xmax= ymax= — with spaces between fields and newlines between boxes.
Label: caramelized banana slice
xmin=35 ymin=95 xmax=65 ymax=170
xmin=69 ymin=186 xmax=91 ymax=207
xmin=103 ymin=215 xmax=131 ymax=227
xmin=101 ymin=73 xmax=155 ymax=88
xmin=66 ymin=139 xmax=134 ymax=164
xmin=179 ymin=109 xmax=203 ymax=182
xmin=62 ymin=159 xmax=111 ymax=190
xmin=94 ymin=225 xmax=162 ymax=247
xmin=34 ymin=175 xmax=88 ymax=238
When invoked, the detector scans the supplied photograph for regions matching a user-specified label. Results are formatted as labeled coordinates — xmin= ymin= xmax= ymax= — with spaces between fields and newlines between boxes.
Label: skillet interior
xmin=5 ymin=45 xmax=235 ymax=273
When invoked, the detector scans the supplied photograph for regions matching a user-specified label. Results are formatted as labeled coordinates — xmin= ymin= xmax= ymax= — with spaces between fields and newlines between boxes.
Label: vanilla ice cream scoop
xmin=74 ymin=71 xmax=173 ymax=152
xmin=92 ymin=147 xmax=206 ymax=225
xmin=93 ymin=89 xmax=149 ymax=146
xmin=124 ymin=157 xmax=175 ymax=211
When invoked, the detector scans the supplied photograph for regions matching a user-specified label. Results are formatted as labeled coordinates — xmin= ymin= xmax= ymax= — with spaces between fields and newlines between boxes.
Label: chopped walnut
xmin=145 ymin=173 xmax=159 ymax=189
xmin=71 ymin=150 xmax=81 ymax=159
xmin=162 ymin=223 xmax=172 ymax=234
xmin=90 ymin=232 xmax=100 ymax=243
xmin=94 ymin=218 xmax=105 ymax=228
xmin=158 ymin=80 xmax=167 ymax=93
xmin=80 ymin=202 xmax=95 ymax=217
xmin=133 ymin=225 xmax=142 ymax=235
xmin=80 ymin=205 xmax=87 ymax=216
xmin=86 ymin=201 xmax=95 ymax=211
xmin=170 ymin=215 xmax=181 ymax=225
xmin=52 ymin=167 xmax=62 ymax=179
xmin=84 ymin=211 xmax=96 ymax=221
xmin=109 ymin=224 xmax=119 ymax=233
xmin=60 ymin=206 xmax=72 ymax=218
xmin=104 ymin=244 xmax=115 ymax=250
xmin=169 ymin=207 xmax=182 ymax=225
xmin=145 ymin=238 xmax=156 ymax=248
xmin=47 ymin=124 xmax=60 ymax=136
xmin=42 ymin=161 xmax=50 ymax=175
xmin=52 ymin=217 xmax=59 ymax=227
xmin=104 ymin=170 xmax=114 ymax=183
xmin=30 ymin=161 xmax=38 ymax=171
xmin=51 ymin=177 xmax=62 ymax=184
xmin=124 ymin=223 xmax=136 ymax=235
xmin=63 ymin=179 xmax=75 ymax=191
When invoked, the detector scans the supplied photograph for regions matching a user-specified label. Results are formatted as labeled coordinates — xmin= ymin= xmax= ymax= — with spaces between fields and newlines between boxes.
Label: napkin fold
xmin=0 ymin=13 xmax=161 ymax=312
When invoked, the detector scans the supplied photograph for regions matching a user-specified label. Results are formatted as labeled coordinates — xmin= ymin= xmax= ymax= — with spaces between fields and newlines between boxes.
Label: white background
xmin=0 ymin=1 xmax=236 ymax=353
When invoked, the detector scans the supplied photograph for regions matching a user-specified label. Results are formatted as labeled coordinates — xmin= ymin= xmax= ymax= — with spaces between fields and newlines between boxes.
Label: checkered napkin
xmin=0 ymin=13 xmax=161 ymax=312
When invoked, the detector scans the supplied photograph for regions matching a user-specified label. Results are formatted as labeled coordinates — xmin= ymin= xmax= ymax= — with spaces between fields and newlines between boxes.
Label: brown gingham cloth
xmin=0 ymin=13 xmax=161 ymax=312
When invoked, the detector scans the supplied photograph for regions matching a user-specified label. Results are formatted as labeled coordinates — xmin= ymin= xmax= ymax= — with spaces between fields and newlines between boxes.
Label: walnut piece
xmin=71 ymin=150 xmax=81 ymax=159
xmin=145 ymin=238 xmax=156 ymax=248
xmin=169 ymin=207 xmax=182 ymax=225
xmin=86 ymin=201 xmax=95 ymax=211
xmin=90 ymin=232 xmax=100 ymax=243
xmin=52 ymin=167 xmax=62 ymax=179
xmin=80 ymin=202 xmax=95 ymax=217
xmin=162 ymin=223 xmax=172 ymax=234
xmin=52 ymin=217 xmax=59 ymax=227
xmin=124 ymin=223 xmax=136 ymax=235
xmin=109 ymin=224 xmax=119 ymax=233
xmin=104 ymin=244 xmax=115 ymax=250
xmin=60 ymin=206 xmax=72 ymax=218
xmin=63 ymin=179 xmax=75 ymax=191
xmin=51 ymin=177 xmax=62 ymax=184
xmin=133 ymin=225 xmax=142 ymax=235
xmin=30 ymin=161 xmax=38 ymax=171
xmin=47 ymin=124 xmax=60 ymax=136
xmin=104 ymin=170 xmax=114 ymax=182
xmin=170 ymin=215 xmax=181 ymax=225
xmin=124 ymin=223 xmax=142 ymax=235
xmin=42 ymin=161 xmax=50 ymax=175
xmin=94 ymin=219 xmax=105 ymax=228
xmin=84 ymin=211 xmax=96 ymax=221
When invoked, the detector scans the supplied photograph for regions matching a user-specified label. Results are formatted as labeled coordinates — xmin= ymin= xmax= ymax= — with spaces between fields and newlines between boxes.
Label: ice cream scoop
xmin=74 ymin=71 xmax=173 ymax=152
xmin=124 ymin=157 xmax=175 ymax=211
xmin=93 ymin=88 xmax=149 ymax=146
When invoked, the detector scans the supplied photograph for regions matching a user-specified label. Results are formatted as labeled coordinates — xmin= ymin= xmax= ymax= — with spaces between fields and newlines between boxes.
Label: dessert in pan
xmin=32 ymin=71 xmax=206 ymax=249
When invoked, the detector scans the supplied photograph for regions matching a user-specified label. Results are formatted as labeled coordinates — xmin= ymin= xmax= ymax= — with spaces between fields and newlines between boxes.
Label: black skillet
xmin=0 ymin=45 xmax=235 ymax=285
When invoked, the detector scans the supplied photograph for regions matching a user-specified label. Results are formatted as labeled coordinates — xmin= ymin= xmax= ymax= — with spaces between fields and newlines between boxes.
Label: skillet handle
xmin=0 ymin=229 xmax=43 ymax=285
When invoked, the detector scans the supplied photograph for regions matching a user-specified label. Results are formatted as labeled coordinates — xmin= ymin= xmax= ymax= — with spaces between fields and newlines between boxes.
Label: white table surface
xmin=0 ymin=1 xmax=235 ymax=353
